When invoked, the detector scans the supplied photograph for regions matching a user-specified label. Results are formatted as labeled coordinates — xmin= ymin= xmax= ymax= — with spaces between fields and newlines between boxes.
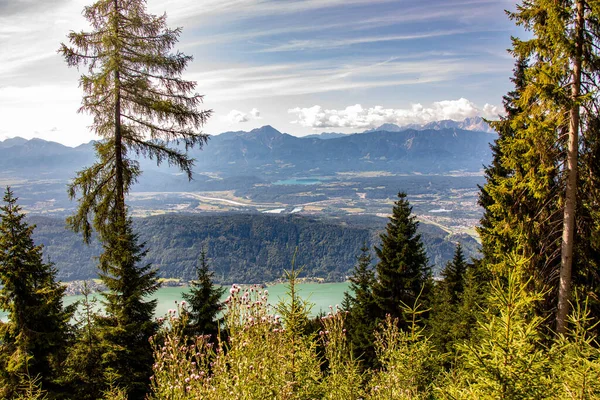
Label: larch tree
xmin=371 ymin=192 xmax=431 ymax=331
xmin=59 ymin=0 xmax=211 ymax=396
xmin=0 ymin=187 xmax=72 ymax=398
xmin=59 ymin=0 xmax=211 ymax=241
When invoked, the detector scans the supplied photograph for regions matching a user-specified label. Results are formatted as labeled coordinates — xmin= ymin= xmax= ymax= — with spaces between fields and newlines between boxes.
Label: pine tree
xmin=371 ymin=192 xmax=431 ymax=330
xmin=342 ymin=245 xmax=378 ymax=368
xmin=182 ymin=250 xmax=224 ymax=339
xmin=0 ymin=187 xmax=72 ymax=398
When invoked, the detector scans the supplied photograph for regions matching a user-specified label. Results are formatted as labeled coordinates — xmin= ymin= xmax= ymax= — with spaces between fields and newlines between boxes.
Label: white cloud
xmin=224 ymin=108 xmax=262 ymax=124
xmin=288 ymin=98 xmax=502 ymax=129
xmin=249 ymin=108 xmax=261 ymax=118
xmin=226 ymin=110 xmax=249 ymax=123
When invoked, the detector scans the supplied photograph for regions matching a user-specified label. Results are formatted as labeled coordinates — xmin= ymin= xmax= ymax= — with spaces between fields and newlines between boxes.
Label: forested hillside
xmin=29 ymin=213 xmax=479 ymax=283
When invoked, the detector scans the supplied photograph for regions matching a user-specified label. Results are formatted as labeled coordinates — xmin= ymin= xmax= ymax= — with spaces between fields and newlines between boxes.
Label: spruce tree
xmin=342 ymin=245 xmax=378 ymax=368
xmin=182 ymin=250 xmax=224 ymax=339
xmin=430 ymin=244 xmax=469 ymax=356
xmin=479 ymin=56 xmax=564 ymax=331
xmin=439 ymin=259 xmax=553 ymax=399
xmin=478 ymin=59 xmax=533 ymax=267
xmin=371 ymin=192 xmax=431 ymax=330
xmin=61 ymin=283 xmax=105 ymax=399
xmin=0 ymin=188 xmax=72 ymax=398
xmin=488 ymin=0 xmax=600 ymax=333
xmin=451 ymin=260 xmax=488 ymax=351
xmin=96 ymin=218 xmax=159 ymax=398
xmin=441 ymin=244 xmax=467 ymax=304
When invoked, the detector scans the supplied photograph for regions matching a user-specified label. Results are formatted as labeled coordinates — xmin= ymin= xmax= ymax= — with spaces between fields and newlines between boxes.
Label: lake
xmin=0 ymin=282 xmax=351 ymax=321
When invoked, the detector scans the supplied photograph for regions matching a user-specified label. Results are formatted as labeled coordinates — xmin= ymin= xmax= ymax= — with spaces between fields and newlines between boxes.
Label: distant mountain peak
xmin=0 ymin=136 xmax=29 ymax=149
xmin=364 ymin=116 xmax=496 ymax=134
xmin=250 ymin=125 xmax=281 ymax=135
xmin=374 ymin=123 xmax=402 ymax=132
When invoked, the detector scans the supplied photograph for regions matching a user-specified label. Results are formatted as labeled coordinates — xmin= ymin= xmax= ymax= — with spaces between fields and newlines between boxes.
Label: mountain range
xmin=363 ymin=116 xmax=495 ymax=134
xmin=0 ymin=118 xmax=496 ymax=185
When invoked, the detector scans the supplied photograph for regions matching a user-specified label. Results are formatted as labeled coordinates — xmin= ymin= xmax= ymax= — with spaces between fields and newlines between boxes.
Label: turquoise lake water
xmin=0 ymin=282 xmax=350 ymax=321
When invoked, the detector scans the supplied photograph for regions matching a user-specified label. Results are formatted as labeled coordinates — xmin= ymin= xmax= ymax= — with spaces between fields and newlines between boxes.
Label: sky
xmin=0 ymin=0 xmax=521 ymax=147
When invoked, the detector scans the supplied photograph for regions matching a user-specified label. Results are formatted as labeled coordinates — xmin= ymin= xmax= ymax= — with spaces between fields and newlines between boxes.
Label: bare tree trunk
xmin=113 ymin=0 xmax=125 ymax=226
xmin=557 ymin=0 xmax=584 ymax=334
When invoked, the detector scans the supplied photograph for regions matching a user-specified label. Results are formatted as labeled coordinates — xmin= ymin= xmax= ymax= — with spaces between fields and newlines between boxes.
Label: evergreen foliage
xmin=453 ymin=259 xmax=489 ymax=347
xmin=478 ymin=58 xmax=531 ymax=269
xmin=2 ymin=1 xmax=600 ymax=397
xmin=430 ymin=244 xmax=469 ymax=356
xmin=342 ymin=245 xmax=378 ymax=369
xmin=478 ymin=56 xmax=563 ymax=327
xmin=59 ymin=0 xmax=211 ymax=243
xmin=275 ymin=259 xmax=322 ymax=398
xmin=29 ymin=213 xmax=476 ymax=284
xmin=371 ymin=192 xmax=431 ymax=329
xmin=440 ymin=244 xmax=467 ymax=303
xmin=182 ymin=250 xmax=224 ymax=338
xmin=482 ymin=0 xmax=600 ymax=333
xmin=367 ymin=303 xmax=442 ymax=400
xmin=439 ymin=258 xmax=552 ymax=399
xmin=551 ymin=297 xmax=600 ymax=398
xmin=0 ymin=188 xmax=72 ymax=398
xmin=61 ymin=283 xmax=106 ymax=399
xmin=95 ymin=218 xmax=159 ymax=398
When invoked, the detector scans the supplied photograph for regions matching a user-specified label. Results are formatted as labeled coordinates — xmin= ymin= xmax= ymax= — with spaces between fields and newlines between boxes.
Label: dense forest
xmin=1 ymin=0 xmax=600 ymax=399
xmin=29 ymin=213 xmax=479 ymax=283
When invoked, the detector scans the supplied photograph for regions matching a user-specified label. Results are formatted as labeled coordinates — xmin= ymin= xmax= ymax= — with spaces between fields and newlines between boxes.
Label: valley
xmin=125 ymin=172 xmax=484 ymax=239
xmin=1 ymin=122 xmax=492 ymax=283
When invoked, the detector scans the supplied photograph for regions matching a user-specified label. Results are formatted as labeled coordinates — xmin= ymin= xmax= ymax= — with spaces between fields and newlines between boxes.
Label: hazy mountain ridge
xmin=363 ymin=116 xmax=496 ymax=134
xmin=0 ymin=120 xmax=496 ymax=181
xmin=303 ymin=132 xmax=348 ymax=140
xmin=189 ymin=124 xmax=496 ymax=176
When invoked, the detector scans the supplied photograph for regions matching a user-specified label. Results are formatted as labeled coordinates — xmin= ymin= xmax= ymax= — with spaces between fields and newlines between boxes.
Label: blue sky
xmin=0 ymin=0 xmax=520 ymax=146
